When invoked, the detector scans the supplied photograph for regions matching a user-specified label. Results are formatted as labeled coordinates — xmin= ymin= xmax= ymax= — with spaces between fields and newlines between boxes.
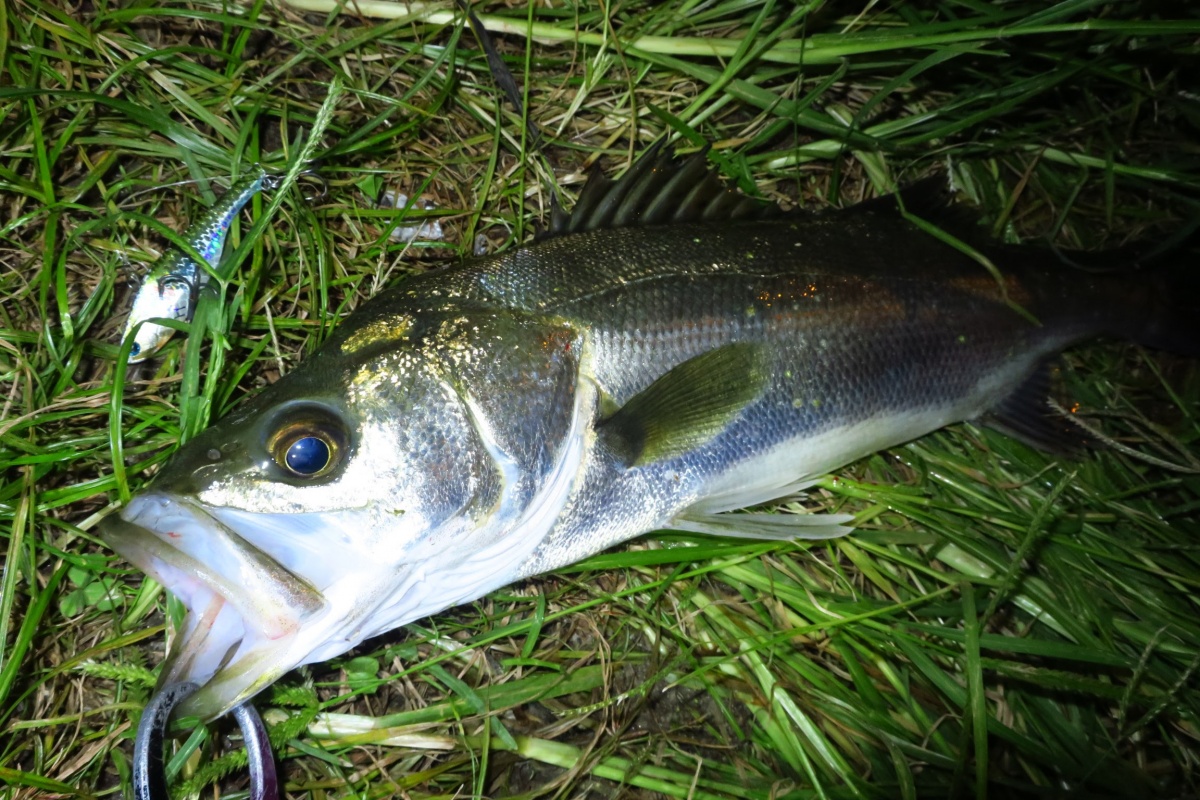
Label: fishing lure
xmin=122 ymin=166 xmax=270 ymax=363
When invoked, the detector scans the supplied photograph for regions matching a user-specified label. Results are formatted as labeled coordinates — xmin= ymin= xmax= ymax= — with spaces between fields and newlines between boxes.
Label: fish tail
xmin=1030 ymin=229 xmax=1200 ymax=356
xmin=1122 ymin=223 xmax=1200 ymax=355
xmin=1138 ymin=259 xmax=1200 ymax=356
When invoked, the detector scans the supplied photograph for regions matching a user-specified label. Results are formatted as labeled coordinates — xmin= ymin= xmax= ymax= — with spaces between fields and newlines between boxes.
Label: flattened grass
xmin=1 ymin=1 xmax=1199 ymax=798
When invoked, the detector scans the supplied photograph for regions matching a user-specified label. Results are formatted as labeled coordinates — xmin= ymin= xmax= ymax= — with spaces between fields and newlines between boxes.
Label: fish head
xmin=103 ymin=303 xmax=589 ymax=719
xmin=124 ymin=269 xmax=194 ymax=363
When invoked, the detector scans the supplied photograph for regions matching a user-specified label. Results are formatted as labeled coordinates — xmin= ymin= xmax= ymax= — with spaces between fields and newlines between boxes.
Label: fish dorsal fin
xmin=600 ymin=343 xmax=769 ymax=467
xmin=544 ymin=142 xmax=781 ymax=238
xmin=980 ymin=361 xmax=1092 ymax=456
xmin=848 ymin=176 xmax=986 ymax=244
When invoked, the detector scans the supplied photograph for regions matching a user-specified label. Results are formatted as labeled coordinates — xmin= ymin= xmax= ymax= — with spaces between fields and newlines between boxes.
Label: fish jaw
xmin=101 ymin=493 xmax=327 ymax=719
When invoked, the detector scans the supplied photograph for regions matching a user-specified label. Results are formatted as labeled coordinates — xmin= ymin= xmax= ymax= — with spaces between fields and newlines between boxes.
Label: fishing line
xmin=123 ymin=170 xmax=270 ymax=205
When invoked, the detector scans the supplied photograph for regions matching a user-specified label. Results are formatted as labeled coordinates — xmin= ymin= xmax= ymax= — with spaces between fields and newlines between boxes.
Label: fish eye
xmin=267 ymin=408 xmax=347 ymax=480
xmin=284 ymin=435 xmax=330 ymax=475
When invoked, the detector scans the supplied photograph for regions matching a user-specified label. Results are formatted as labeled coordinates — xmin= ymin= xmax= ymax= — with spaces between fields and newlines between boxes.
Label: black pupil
xmin=285 ymin=436 xmax=330 ymax=475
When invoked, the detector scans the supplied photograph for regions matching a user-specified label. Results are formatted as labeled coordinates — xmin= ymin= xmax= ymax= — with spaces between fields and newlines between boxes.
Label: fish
xmin=100 ymin=146 xmax=1197 ymax=720
xmin=122 ymin=166 xmax=270 ymax=362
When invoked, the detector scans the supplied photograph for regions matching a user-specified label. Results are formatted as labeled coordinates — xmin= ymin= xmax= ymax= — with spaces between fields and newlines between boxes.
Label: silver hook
xmin=296 ymin=168 xmax=328 ymax=203
xmin=133 ymin=683 xmax=278 ymax=800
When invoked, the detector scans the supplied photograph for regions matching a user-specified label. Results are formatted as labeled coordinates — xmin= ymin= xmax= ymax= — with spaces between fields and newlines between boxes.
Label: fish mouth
xmin=101 ymin=493 xmax=327 ymax=720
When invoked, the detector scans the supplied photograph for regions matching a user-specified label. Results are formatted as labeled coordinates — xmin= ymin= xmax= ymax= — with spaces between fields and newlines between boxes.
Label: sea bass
xmin=101 ymin=149 xmax=1196 ymax=720
xmin=123 ymin=166 xmax=269 ymax=362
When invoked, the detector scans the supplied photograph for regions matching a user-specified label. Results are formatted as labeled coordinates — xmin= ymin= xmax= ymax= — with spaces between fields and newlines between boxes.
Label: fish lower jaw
xmin=100 ymin=492 xmax=327 ymax=720
xmin=159 ymin=580 xmax=303 ymax=720
xmin=175 ymin=597 xmax=388 ymax=720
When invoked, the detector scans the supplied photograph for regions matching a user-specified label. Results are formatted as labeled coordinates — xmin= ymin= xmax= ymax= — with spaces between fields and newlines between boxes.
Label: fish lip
xmin=101 ymin=492 xmax=327 ymax=720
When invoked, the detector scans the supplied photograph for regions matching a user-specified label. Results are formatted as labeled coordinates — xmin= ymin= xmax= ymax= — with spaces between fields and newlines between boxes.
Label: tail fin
xmin=1037 ymin=224 xmax=1200 ymax=357
xmin=1140 ymin=260 xmax=1200 ymax=356
xmin=1132 ymin=222 xmax=1200 ymax=355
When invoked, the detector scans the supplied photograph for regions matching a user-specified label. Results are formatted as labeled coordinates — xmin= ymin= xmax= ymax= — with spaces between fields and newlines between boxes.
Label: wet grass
xmin=2 ymin=0 xmax=1199 ymax=798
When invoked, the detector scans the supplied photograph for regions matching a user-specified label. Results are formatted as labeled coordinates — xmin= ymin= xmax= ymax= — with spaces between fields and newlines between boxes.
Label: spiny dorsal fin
xmin=600 ymin=342 xmax=769 ymax=467
xmin=544 ymin=142 xmax=781 ymax=238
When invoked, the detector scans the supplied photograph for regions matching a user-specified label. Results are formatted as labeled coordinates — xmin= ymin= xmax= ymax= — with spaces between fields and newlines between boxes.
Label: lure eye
xmin=268 ymin=409 xmax=347 ymax=480
xmin=284 ymin=435 xmax=331 ymax=475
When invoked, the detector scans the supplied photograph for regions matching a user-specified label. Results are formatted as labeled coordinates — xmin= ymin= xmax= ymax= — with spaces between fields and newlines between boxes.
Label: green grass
xmin=2 ymin=0 xmax=1199 ymax=798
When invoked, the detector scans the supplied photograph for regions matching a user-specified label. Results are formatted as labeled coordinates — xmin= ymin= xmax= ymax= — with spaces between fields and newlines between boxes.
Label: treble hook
xmin=133 ymin=683 xmax=278 ymax=800
xmin=296 ymin=168 xmax=329 ymax=203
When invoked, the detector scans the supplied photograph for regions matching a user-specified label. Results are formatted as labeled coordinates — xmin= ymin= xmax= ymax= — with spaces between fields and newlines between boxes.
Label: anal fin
xmin=982 ymin=362 xmax=1092 ymax=456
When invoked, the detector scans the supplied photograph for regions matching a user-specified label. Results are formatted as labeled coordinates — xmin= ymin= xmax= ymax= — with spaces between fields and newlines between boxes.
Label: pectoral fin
xmin=601 ymin=343 xmax=768 ymax=467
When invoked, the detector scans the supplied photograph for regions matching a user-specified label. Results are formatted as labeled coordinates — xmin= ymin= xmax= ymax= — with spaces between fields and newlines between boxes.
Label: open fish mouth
xmin=101 ymin=493 xmax=327 ymax=720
